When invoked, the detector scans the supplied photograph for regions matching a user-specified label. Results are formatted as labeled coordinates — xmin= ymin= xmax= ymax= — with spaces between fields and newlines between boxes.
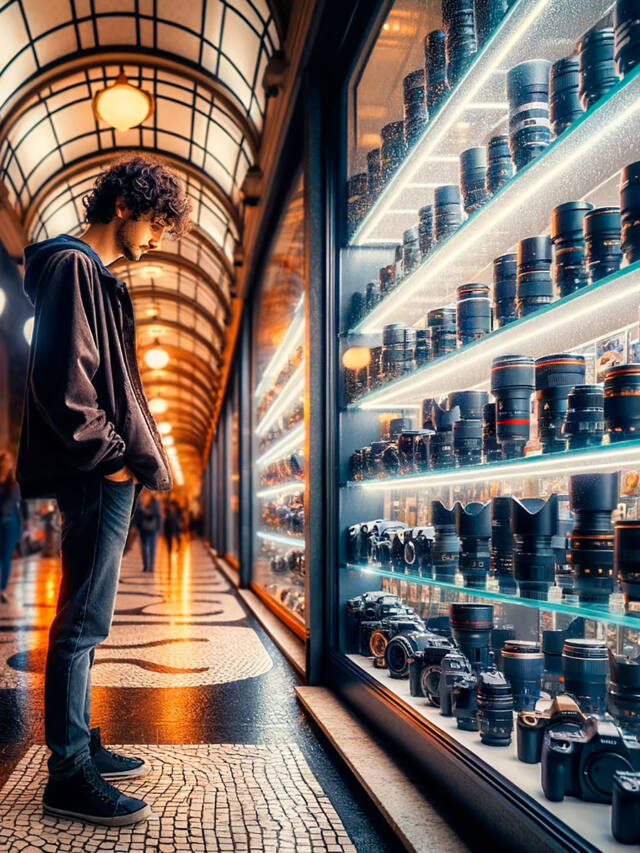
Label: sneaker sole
xmin=42 ymin=802 xmax=152 ymax=826
xmin=99 ymin=761 xmax=150 ymax=780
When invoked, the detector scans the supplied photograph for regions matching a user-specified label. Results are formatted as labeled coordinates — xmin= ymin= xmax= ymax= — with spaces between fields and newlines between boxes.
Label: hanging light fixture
xmin=149 ymin=397 xmax=168 ymax=414
xmin=93 ymin=70 xmax=154 ymax=132
xmin=144 ymin=337 xmax=169 ymax=369
xmin=158 ymin=421 xmax=172 ymax=435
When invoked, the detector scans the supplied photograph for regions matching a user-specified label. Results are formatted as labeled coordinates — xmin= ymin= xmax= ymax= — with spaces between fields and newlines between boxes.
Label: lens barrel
xmin=615 ymin=0 xmax=640 ymax=78
xmin=615 ymin=520 xmax=640 ymax=605
xmin=432 ymin=501 xmax=461 ymax=580
xmin=402 ymin=226 xmax=421 ymax=277
xmin=608 ymin=652 xmax=640 ymax=735
xmin=562 ymin=638 xmax=609 ymax=714
xmin=382 ymin=323 xmax=416 ymax=380
xmin=460 ymin=147 xmax=489 ymax=214
xmin=444 ymin=0 xmax=478 ymax=88
xmin=475 ymin=0 xmax=508 ymax=47
xmin=418 ymin=204 xmax=435 ymax=259
xmin=563 ymin=385 xmax=605 ymax=450
xmin=491 ymin=354 xmax=535 ymax=458
xmin=452 ymin=419 xmax=482 ymax=466
xmin=494 ymin=253 xmax=518 ymax=327
xmin=403 ymin=69 xmax=428 ymax=149
xmin=482 ymin=401 xmax=502 ymax=463
xmin=604 ymin=363 xmax=640 ymax=441
xmin=550 ymin=56 xmax=582 ymax=136
xmin=425 ymin=30 xmax=448 ymax=112
xmin=585 ymin=206 xmax=623 ymax=283
xmin=517 ymin=235 xmax=553 ymax=318
xmin=551 ymin=201 xmax=593 ymax=297
xmin=491 ymin=496 xmax=517 ymax=593
xmin=477 ymin=663 xmax=514 ymax=746
xmin=502 ymin=640 xmax=544 ymax=711
xmin=620 ymin=161 xmax=640 ymax=264
xmin=366 ymin=147 xmax=383 ymax=203
xmin=456 ymin=501 xmax=492 ymax=587
xmin=347 ymin=173 xmax=368 ymax=234
xmin=380 ymin=120 xmax=407 ymax=183
xmin=534 ymin=354 xmax=586 ymax=453
xmin=569 ymin=472 xmax=619 ymax=606
xmin=486 ymin=135 xmax=514 ymax=195
xmin=415 ymin=328 xmax=431 ymax=366
xmin=579 ymin=27 xmax=617 ymax=110
xmin=456 ymin=283 xmax=491 ymax=345
xmin=430 ymin=402 xmax=460 ymax=469
xmin=435 ymin=185 xmax=463 ymax=243
xmin=511 ymin=494 xmax=558 ymax=600
xmin=428 ymin=306 xmax=457 ymax=358
xmin=449 ymin=602 xmax=493 ymax=672
xmin=507 ymin=59 xmax=552 ymax=171
xmin=448 ymin=390 xmax=491 ymax=421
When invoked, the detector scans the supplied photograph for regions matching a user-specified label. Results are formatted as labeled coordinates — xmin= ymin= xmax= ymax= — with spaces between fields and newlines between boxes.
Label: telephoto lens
xmin=448 ymin=389 xmax=491 ymax=420
xmin=460 ymin=147 xmax=489 ymax=214
xmin=456 ymin=283 xmax=491 ymax=345
xmin=490 ymin=354 xmax=535 ymax=459
xmin=550 ymin=56 xmax=582 ymax=136
xmin=430 ymin=401 xmax=460 ymax=469
xmin=615 ymin=0 xmax=640 ymax=77
xmin=402 ymin=226 xmax=421 ymax=277
xmin=482 ymin=402 xmax=502 ymax=462
xmin=347 ymin=173 xmax=368 ymax=233
xmin=477 ymin=655 xmax=515 ymax=746
xmin=428 ymin=306 xmax=457 ymax=358
xmin=502 ymin=640 xmax=544 ymax=711
xmin=378 ymin=264 xmax=395 ymax=296
xmin=418 ymin=204 xmax=434 ymax=259
xmin=456 ymin=501 xmax=492 ymax=587
xmin=579 ymin=27 xmax=617 ymax=110
xmin=551 ymin=201 xmax=593 ymax=297
xmin=491 ymin=496 xmax=517 ymax=593
xmin=382 ymin=323 xmax=416 ymax=380
xmin=615 ymin=519 xmax=640 ymax=607
xmin=620 ymin=161 xmax=640 ymax=264
xmin=608 ymin=650 xmax=640 ymax=736
xmin=449 ymin=602 xmax=494 ymax=673
xmin=534 ymin=353 xmax=586 ymax=454
xmin=444 ymin=0 xmax=478 ymax=88
xmin=516 ymin=235 xmax=553 ymax=318
xmin=486 ymin=135 xmax=514 ymax=195
xmin=366 ymin=147 xmax=383 ymax=203
xmin=493 ymin=253 xmax=518 ymax=327
xmin=507 ymin=59 xmax=552 ymax=171
xmin=415 ymin=328 xmax=431 ymax=366
xmin=585 ymin=206 xmax=623 ymax=283
xmin=453 ymin=420 xmax=482 ymax=466
xmin=434 ymin=185 xmax=463 ymax=243
xmin=432 ymin=500 xmax=461 ymax=580
xmin=604 ymin=363 xmax=640 ymax=441
xmin=511 ymin=494 xmax=558 ymax=600
xmin=569 ymin=472 xmax=619 ymax=606
xmin=403 ymin=69 xmax=428 ymax=149
xmin=474 ymin=0 xmax=508 ymax=47
xmin=380 ymin=120 xmax=406 ymax=183
xmin=425 ymin=30 xmax=448 ymax=112
xmin=562 ymin=638 xmax=609 ymax=714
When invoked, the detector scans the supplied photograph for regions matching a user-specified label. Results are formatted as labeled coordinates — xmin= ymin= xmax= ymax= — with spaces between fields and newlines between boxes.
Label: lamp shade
xmin=93 ymin=73 xmax=153 ymax=131
xmin=144 ymin=346 xmax=169 ymax=369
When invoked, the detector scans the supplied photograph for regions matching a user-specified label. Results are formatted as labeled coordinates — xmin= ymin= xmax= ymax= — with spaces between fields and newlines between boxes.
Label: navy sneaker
xmin=43 ymin=757 xmax=151 ymax=826
xmin=90 ymin=727 xmax=149 ymax=780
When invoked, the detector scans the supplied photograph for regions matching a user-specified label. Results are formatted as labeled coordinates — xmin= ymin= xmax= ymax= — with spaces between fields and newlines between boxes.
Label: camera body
xmin=453 ymin=674 xmax=480 ymax=731
xmin=360 ymin=614 xmax=426 ymax=659
xmin=346 ymin=591 xmax=403 ymax=622
xmin=439 ymin=650 xmax=473 ymax=716
xmin=407 ymin=634 xmax=455 ymax=702
xmin=403 ymin=526 xmax=434 ymax=576
xmin=346 ymin=521 xmax=383 ymax=563
xmin=612 ymin=771 xmax=640 ymax=845
xmin=541 ymin=716 xmax=640 ymax=803
xmin=517 ymin=694 xmax=587 ymax=764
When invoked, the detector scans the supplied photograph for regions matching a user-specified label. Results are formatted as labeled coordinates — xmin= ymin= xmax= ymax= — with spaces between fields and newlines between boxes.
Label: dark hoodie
xmin=16 ymin=235 xmax=173 ymax=498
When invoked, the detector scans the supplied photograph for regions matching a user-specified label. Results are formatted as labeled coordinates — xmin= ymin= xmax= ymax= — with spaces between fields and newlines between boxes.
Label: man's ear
xmin=114 ymin=196 xmax=128 ymax=220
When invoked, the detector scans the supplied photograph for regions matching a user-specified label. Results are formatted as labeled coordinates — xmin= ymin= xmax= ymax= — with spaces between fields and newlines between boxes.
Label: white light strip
xmin=256 ymin=481 xmax=305 ymax=499
xmin=354 ymin=442 xmax=640 ymax=492
xmin=256 ymin=530 xmax=305 ymax=548
xmin=255 ymin=363 xmax=305 ymax=435
xmin=255 ymin=423 xmax=305 ymax=468
xmin=254 ymin=295 xmax=305 ymax=401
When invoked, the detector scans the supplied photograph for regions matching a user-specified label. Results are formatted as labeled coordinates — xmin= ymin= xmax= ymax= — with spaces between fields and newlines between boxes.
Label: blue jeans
xmin=0 ymin=511 xmax=21 ymax=591
xmin=140 ymin=531 xmax=158 ymax=572
xmin=45 ymin=476 xmax=143 ymax=779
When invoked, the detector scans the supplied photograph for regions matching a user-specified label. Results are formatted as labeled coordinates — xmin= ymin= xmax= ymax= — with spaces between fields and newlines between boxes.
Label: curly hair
xmin=83 ymin=154 xmax=192 ymax=238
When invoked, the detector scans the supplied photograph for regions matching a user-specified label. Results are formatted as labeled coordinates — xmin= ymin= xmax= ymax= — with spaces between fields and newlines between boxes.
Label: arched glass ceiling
xmin=0 ymin=0 xmax=279 ymax=132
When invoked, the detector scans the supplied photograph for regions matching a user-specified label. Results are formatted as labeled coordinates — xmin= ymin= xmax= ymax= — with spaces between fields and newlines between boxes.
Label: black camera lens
xmin=491 ymin=627 xmax=516 ymax=670
xmin=460 ymin=147 xmax=489 ymax=214
xmin=490 ymin=354 xmax=535 ymax=458
xmin=579 ymin=27 xmax=617 ymax=111
xmin=615 ymin=0 xmax=640 ymax=77
xmin=425 ymin=30 xmax=448 ymax=112
xmin=366 ymin=147 xmax=383 ymax=202
xmin=456 ymin=501 xmax=491 ymax=587
xmin=448 ymin=389 xmax=491 ymax=420
xmin=534 ymin=354 xmax=586 ymax=453
xmin=444 ymin=0 xmax=478 ymax=88
xmin=585 ymin=206 xmax=622 ymax=283
xmin=569 ymin=472 xmax=619 ymax=606
xmin=507 ymin=59 xmax=552 ymax=171
xmin=604 ymin=363 xmax=640 ymax=441
xmin=620 ymin=161 xmax=640 ymax=264
xmin=550 ymin=56 xmax=583 ymax=136
xmin=382 ymin=323 xmax=416 ymax=380
xmin=551 ymin=201 xmax=594 ymax=297
xmin=429 ymin=401 xmax=460 ymax=469
xmin=608 ymin=651 xmax=640 ymax=735
xmin=456 ymin=283 xmax=491 ymax=345
xmin=365 ymin=282 xmax=379 ymax=314
xmin=380 ymin=120 xmax=407 ymax=183
xmin=517 ymin=235 xmax=553 ymax=318
xmin=562 ymin=638 xmax=609 ymax=714
xmin=482 ymin=401 xmax=502 ymax=463
xmin=428 ymin=306 xmax=457 ymax=358
xmin=486 ymin=135 xmax=514 ymax=195
xmin=474 ymin=0 xmax=509 ymax=47
xmin=493 ymin=252 xmax=517 ymax=327
xmin=477 ymin=660 xmax=514 ymax=746
xmin=452 ymin=419 xmax=482 ymax=467
xmin=615 ymin=520 xmax=640 ymax=606
xmin=403 ymin=69 xmax=428 ymax=149
xmin=347 ymin=173 xmax=368 ymax=233
xmin=402 ymin=226 xmax=421 ymax=277
xmin=418 ymin=204 xmax=434 ymax=259
xmin=432 ymin=501 xmax=461 ymax=580
xmin=491 ymin=496 xmax=517 ymax=593
xmin=434 ymin=185 xmax=463 ymax=243
xmin=535 ymin=352 xmax=586 ymax=391
xmin=390 ymin=417 xmax=412 ymax=438
xmin=449 ymin=602 xmax=493 ymax=673
xmin=511 ymin=494 xmax=558 ymax=600
xmin=502 ymin=640 xmax=544 ymax=711
xmin=378 ymin=264 xmax=395 ymax=296
xmin=562 ymin=384 xmax=604 ymax=450
xmin=415 ymin=328 xmax=431 ymax=366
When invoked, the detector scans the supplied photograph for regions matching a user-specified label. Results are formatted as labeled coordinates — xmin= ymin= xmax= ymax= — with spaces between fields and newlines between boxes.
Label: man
xmin=16 ymin=155 xmax=191 ymax=826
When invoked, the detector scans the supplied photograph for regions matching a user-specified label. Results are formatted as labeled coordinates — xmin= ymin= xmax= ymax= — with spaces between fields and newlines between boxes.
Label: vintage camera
xmin=612 ymin=770 xmax=640 ymax=844
xmin=346 ymin=591 xmax=402 ymax=622
xmin=399 ymin=633 xmax=453 ymax=696
xmin=361 ymin=613 xmax=426 ymax=659
xmin=439 ymin=649 xmax=473 ymax=716
xmin=346 ymin=520 xmax=383 ymax=563
xmin=517 ymin=694 xmax=587 ymax=764
xmin=368 ymin=520 xmax=408 ymax=568
xmin=541 ymin=716 xmax=640 ymax=803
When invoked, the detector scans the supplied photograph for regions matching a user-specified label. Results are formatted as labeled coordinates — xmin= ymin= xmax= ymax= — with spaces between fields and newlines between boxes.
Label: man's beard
xmin=116 ymin=220 xmax=141 ymax=261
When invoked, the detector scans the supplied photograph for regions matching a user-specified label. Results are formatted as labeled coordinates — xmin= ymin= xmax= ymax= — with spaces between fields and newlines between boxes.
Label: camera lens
xmin=365 ymin=282 xmax=379 ymax=314
xmin=585 ymin=206 xmax=623 ymax=283
xmin=366 ymin=147 xmax=383 ymax=203
xmin=430 ymin=401 xmax=460 ymax=469
xmin=507 ymin=59 xmax=552 ymax=171
xmin=435 ymin=185 xmax=463 ymax=243
xmin=535 ymin=353 xmax=586 ymax=391
xmin=491 ymin=627 xmax=516 ymax=670
xmin=563 ymin=385 xmax=604 ymax=450
xmin=493 ymin=253 xmax=517 ymax=327
xmin=432 ymin=501 xmax=461 ymax=580
xmin=550 ymin=56 xmax=583 ymax=136
xmin=579 ymin=27 xmax=617 ymax=110
xmin=460 ymin=147 xmax=489 ymax=214
xmin=378 ymin=264 xmax=395 ymax=296
xmin=551 ymin=201 xmax=594 ymax=297
xmin=456 ymin=283 xmax=491 ymax=345
xmin=562 ymin=638 xmax=608 ymax=714
xmin=482 ymin=401 xmax=502 ymax=463
xmin=517 ymin=235 xmax=553 ymax=318
xmin=347 ymin=173 xmax=368 ymax=234
xmin=380 ymin=121 xmax=407 ymax=183
xmin=477 ymin=662 xmax=514 ymax=746
xmin=542 ymin=629 xmax=567 ymax=696
xmin=382 ymin=323 xmax=416 ymax=380
xmin=534 ymin=354 xmax=586 ymax=453
xmin=444 ymin=0 xmax=478 ymax=88
xmin=449 ymin=603 xmax=493 ymax=673
xmin=604 ymin=363 xmax=640 ymax=441
xmin=615 ymin=520 xmax=640 ymax=606
xmin=608 ymin=651 xmax=640 ymax=735
xmin=501 ymin=640 xmax=544 ymax=711
xmin=448 ymin=389 xmax=491 ymax=420
xmin=415 ymin=328 xmax=432 ymax=366
xmin=615 ymin=0 xmax=640 ymax=77
xmin=428 ymin=306 xmax=457 ymax=358
xmin=486 ymin=135 xmax=514 ymax=195
xmin=491 ymin=496 xmax=517 ymax=593
xmin=569 ymin=472 xmax=619 ymax=606
xmin=402 ymin=226 xmax=421 ymax=277
xmin=490 ymin=354 xmax=535 ymax=459
xmin=413 ymin=429 xmax=432 ymax=473
xmin=403 ymin=69 xmax=428 ymax=149
xmin=452 ymin=419 xmax=482 ymax=466
xmin=511 ymin=494 xmax=558 ymax=600
xmin=422 ymin=397 xmax=438 ymax=431
xmin=349 ymin=290 xmax=366 ymax=329
xmin=418 ymin=204 xmax=434 ymax=259
xmin=620 ymin=161 xmax=640 ymax=264
xmin=456 ymin=501 xmax=491 ymax=588
xmin=425 ymin=30 xmax=448 ymax=112
xmin=475 ymin=0 xmax=509 ymax=47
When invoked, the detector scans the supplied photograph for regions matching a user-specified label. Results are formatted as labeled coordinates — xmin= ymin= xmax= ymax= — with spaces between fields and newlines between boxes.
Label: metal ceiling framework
xmin=0 ymin=0 xmax=281 ymax=494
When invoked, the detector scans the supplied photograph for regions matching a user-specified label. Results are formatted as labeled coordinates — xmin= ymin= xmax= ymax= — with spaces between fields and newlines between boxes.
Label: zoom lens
xmin=430 ymin=401 xmax=460 ymax=469
xmin=475 ymin=0 xmax=509 ymax=47
xmin=502 ymin=640 xmax=544 ymax=711
xmin=460 ymin=147 xmax=489 ymax=214
xmin=482 ymin=402 xmax=502 ymax=463
xmin=491 ymin=354 xmax=535 ymax=458
xmin=604 ymin=363 xmax=640 ymax=441
xmin=456 ymin=501 xmax=491 ymax=588
xmin=579 ymin=27 xmax=617 ymax=110
xmin=569 ymin=472 xmax=619 ymax=606
xmin=382 ymin=323 xmax=416 ymax=380
xmin=486 ymin=135 xmax=514 ymax=195
xmin=415 ymin=328 xmax=431 ymax=366
xmin=620 ymin=161 xmax=640 ymax=264
xmin=551 ymin=201 xmax=593 ymax=297
xmin=432 ymin=501 xmax=461 ymax=580
xmin=585 ymin=206 xmax=623 ymax=283
xmin=428 ymin=306 xmax=457 ymax=358
xmin=456 ymin=283 xmax=491 ymax=345
xmin=380 ymin=120 xmax=407 ymax=183
xmin=425 ymin=30 xmax=448 ymax=112
xmin=517 ymin=235 xmax=553 ymax=318
xmin=347 ymin=173 xmax=368 ymax=234
xmin=550 ymin=56 xmax=582 ymax=136
xmin=402 ymin=226 xmax=421 ymax=277
xmin=448 ymin=390 xmax=491 ymax=421
xmin=562 ymin=638 xmax=608 ymax=714
xmin=435 ymin=185 xmax=463 ymax=243
xmin=449 ymin=603 xmax=493 ymax=673
xmin=366 ymin=147 xmax=383 ymax=203
xmin=452 ymin=419 xmax=482 ymax=466
xmin=615 ymin=520 xmax=640 ymax=605
xmin=608 ymin=651 xmax=640 ymax=735
xmin=418 ymin=204 xmax=434 ymax=259
xmin=491 ymin=496 xmax=517 ymax=593
xmin=477 ymin=662 xmax=514 ymax=746
xmin=562 ymin=385 xmax=604 ymax=450
xmin=493 ymin=253 xmax=518 ymax=327
xmin=444 ymin=0 xmax=478 ymax=88
xmin=615 ymin=0 xmax=640 ymax=77
xmin=403 ymin=69 xmax=428 ymax=149
xmin=507 ymin=59 xmax=552 ymax=171
xmin=534 ymin=353 xmax=586 ymax=453
xmin=511 ymin=494 xmax=558 ymax=600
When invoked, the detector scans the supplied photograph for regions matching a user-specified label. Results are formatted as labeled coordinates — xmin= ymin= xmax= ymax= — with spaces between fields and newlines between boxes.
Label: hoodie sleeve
xmin=29 ymin=250 xmax=127 ymax=476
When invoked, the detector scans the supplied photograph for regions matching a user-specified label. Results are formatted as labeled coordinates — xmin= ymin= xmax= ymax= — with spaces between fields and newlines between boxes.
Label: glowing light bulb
xmin=93 ymin=72 xmax=153 ymax=131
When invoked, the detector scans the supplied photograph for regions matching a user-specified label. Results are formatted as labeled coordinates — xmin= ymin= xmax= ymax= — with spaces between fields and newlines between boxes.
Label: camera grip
xmin=541 ymin=743 xmax=567 ymax=801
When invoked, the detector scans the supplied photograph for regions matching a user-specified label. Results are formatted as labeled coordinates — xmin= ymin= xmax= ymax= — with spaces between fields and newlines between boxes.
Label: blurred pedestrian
xmin=134 ymin=491 xmax=162 ymax=572
xmin=163 ymin=501 xmax=180 ymax=554
xmin=0 ymin=451 xmax=23 ymax=603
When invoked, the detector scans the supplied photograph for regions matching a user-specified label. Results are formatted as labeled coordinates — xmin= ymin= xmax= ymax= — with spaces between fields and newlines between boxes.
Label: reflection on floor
xmin=0 ymin=536 xmax=396 ymax=852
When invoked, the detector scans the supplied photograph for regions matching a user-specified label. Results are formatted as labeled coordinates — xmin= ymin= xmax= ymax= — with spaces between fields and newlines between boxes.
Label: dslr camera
xmin=517 ymin=694 xmax=588 ymax=764
xmin=345 ymin=590 xmax=402 ymax=622
xmin=360 ymin=613 xmax=426 ymax=659
xmin=346 ymin=520 xmax=384 ymax=563
xmin=405 ymin=633 xmax=454 ymax=701
xmin=439 ymin=649 xmax=473 ymax=716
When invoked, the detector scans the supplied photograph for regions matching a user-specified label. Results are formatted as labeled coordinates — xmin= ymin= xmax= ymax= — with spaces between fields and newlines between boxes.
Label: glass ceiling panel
xmin=122 ymin=263 xmax=227 ymax=325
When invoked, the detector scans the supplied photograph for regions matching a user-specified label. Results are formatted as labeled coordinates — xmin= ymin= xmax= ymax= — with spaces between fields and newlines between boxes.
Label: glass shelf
xmin=351 ymin=65 xmax=640 ymax=335
xmin=346 ymin=562 xmax=640 ymax=630
xmin=255 ymin=362 xmax=305 ymax=436
xmin=350 ymin=0 xmax=620 ymax=249
xmin=255 ymin=422 xmax=304 ymax=468
xmin=349 ymin=262 xmax=640 ymax=409
xmin=256 ymin=481 xmax=305 ymax=499
xmin=254 ymin=294 xmax=305 ymax=401
xmin=257 ymin=530 xmax=305 ymax=548
xmin=346 ymin=438 xmax=640 ymax=491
